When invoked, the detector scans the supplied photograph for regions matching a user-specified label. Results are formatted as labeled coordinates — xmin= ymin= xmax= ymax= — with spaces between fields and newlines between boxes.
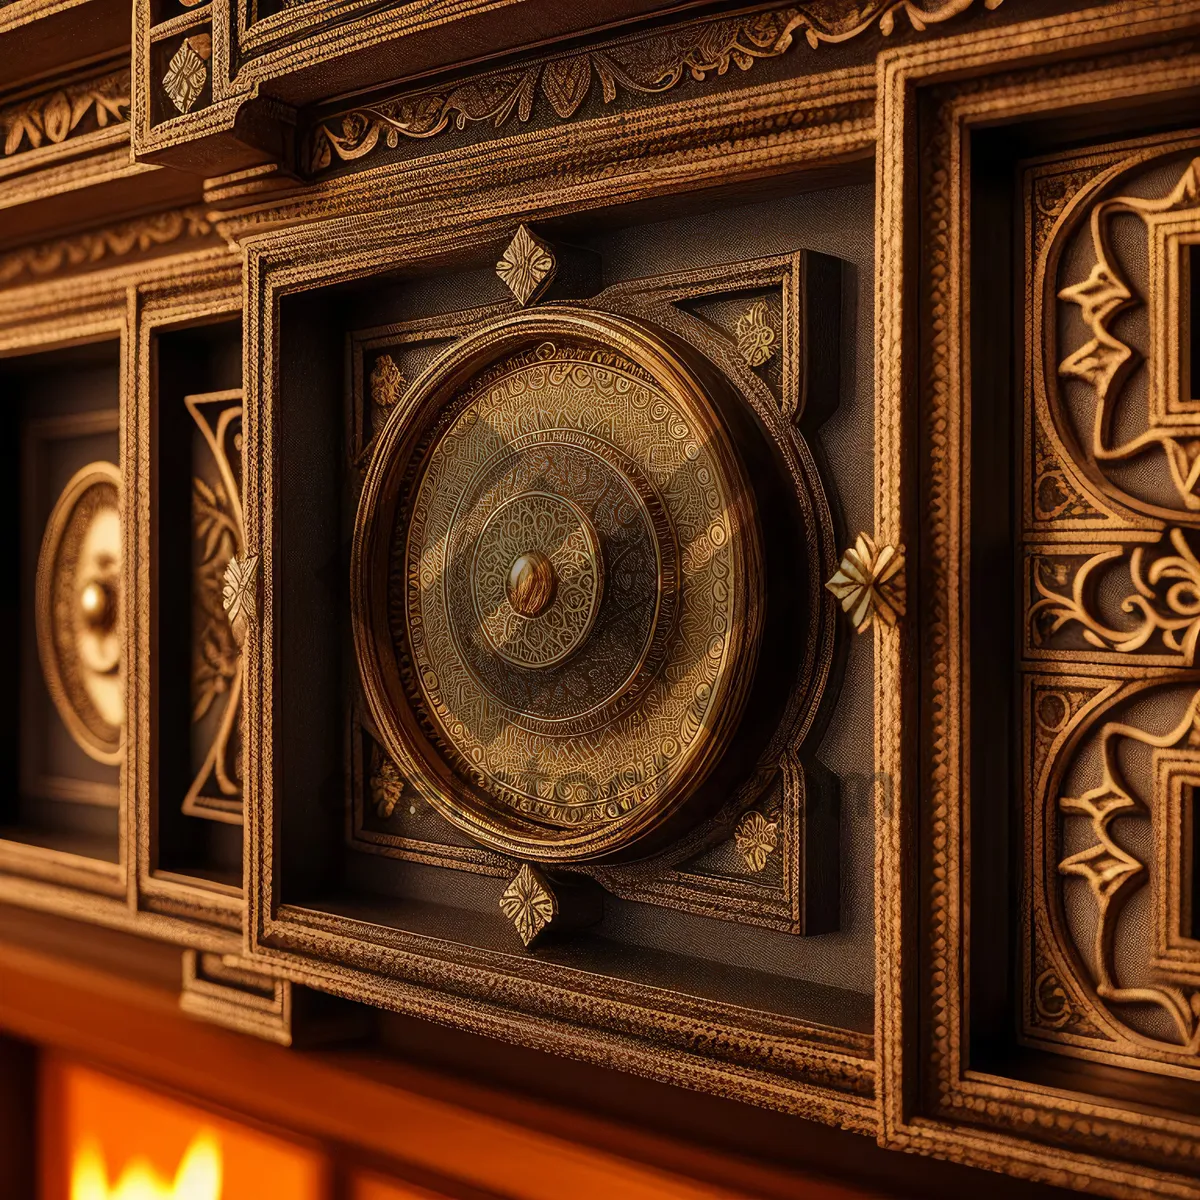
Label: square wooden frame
xmin=0 ymin=242 xmax=244 ymax=953
xmin=241 ymin=50 xmax=877 ymax=1130
xmin=875 ymin=3 xmax=1200 ymax=1194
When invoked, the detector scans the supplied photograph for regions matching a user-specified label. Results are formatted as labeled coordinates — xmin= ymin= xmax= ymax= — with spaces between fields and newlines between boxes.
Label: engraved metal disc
xmin=35 ymin=461 xmax=123 ymax=765
xmin=353 ymin=310 xmax=763 ymax=861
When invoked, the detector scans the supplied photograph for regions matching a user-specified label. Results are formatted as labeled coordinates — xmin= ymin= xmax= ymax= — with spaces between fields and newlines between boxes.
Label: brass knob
xmin=79 ymin=578 xmax=116 ymax=633
xmin=506 ymin=551 xmax=556 ymax=616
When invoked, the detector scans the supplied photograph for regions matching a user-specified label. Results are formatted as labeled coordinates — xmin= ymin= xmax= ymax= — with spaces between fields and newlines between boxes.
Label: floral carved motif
xmin=308 ymin=0 xmax=1004 ymax=172
xmin=734 ymin=809 xmax=779 ymax=872
xmin=1055 ymin=156 xmax=1200 ymax=517
xmin=495 ymin=225 xmax=556 ymax=306
xmin=1 ymin=69 xmax=129 ymax=158
xmin=826 ymin=532 xmax=906 ymax=633
xmin=735 ymin=300 xmax=778 ymax=367
xmin=1030 ymin=529 xmax=1200 ymax=663
xmin=370 ymin=753 xmax=405 ymax=819
xmin=1048 ymin=687 xmax=1200 ymax=1055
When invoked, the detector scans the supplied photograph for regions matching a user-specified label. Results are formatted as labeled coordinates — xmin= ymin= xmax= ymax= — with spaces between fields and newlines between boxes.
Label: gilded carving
xmin=185 ymin=393 xmax=245 ymax=821
xmin=1054 ymin=156 xmax=1200 ymax=518
xmin=734 ymin=809 xmax=779 ymax=872
xmin=35 ymin=462 xmax=124 ymax=765
xmin=735 ymin=300 xmax=777 ymax=367
xmin=1048 ymin=687 xmax=1200 ymax=1056
xmin=369 ymin=353 xmax=405 ymax=412
xmin=1 ymin=68 xmax=129 ymax=158
xmin=826 ymin=533 xmax=906 ymax=633
xmin=499 ymin=864 xmax=557 ymax=946
xmin=307 ymin=1 xmax=1003 ymax=172
xmin=353 ymin=312 xmax=764 ymax=862
xmin=1030 ymin=531 xmax=1200 ymax=663
xmin=495 ymin=226 xmax=556 ymax=306
xmin=370 ymin=753 xmax=405 ymax=819
xmin=163 ymin=34 xmax=212 ymax=116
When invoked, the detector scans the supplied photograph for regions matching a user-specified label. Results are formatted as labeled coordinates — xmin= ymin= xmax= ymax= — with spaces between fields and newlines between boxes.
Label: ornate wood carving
xmin=0 ymin=207 xmax=218 ymax=287
xmin=307 ymin=0 xmax=1003 ymax=175
xmin=0 ymin=67 xmax=129 ymax=159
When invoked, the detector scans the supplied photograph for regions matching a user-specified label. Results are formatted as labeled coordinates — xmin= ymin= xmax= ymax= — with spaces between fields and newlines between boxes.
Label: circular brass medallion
xmin=35 ymin=461 xmax=123 ymax=764
xmin=354 ymin=311 xmax=763 ymax=861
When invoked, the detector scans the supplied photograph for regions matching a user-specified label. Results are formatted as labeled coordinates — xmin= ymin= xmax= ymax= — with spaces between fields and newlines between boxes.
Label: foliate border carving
xmin=0 ymin=208 xmax=220 ymax=288
xmin=0 ymin=67 xmax=129 ymax=160
xmin=306 ymin=0 xmax=1003 ymax=174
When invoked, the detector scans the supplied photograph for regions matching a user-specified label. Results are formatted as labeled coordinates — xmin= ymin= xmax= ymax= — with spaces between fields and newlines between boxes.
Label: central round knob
xmin=506 ymin=551 xmax=556 ymax=616
xmin=78 ymin=579 xmax=115 ymax=633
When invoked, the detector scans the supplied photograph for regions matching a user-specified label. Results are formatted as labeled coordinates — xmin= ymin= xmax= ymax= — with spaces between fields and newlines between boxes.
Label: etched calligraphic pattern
xmin=396 ymin=340 xmax=740 ymax=833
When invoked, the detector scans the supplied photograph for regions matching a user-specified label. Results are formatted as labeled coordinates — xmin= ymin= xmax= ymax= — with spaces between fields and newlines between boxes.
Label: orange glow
xmin=71 ymin=1132 xmax=222 ymax=1200
xmin=41 ymin=1058 xmax=328 ymax=1200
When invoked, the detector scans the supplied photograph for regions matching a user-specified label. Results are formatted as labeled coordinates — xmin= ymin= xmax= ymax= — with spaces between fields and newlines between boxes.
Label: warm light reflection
xmin=71 ymin=1132 xmax=223 ymax=1200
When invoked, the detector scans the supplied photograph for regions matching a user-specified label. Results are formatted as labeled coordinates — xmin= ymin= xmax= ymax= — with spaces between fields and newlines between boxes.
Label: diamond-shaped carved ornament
xmin=499 ymin=863 xmax=557 ymax=946
xmin=163 ymin=35 xmax=211 ymax=115
xmin=495 ymin=225 xmax=557 ymax=306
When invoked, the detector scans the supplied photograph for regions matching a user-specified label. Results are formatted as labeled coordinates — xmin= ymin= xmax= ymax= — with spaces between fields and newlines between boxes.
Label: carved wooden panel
xmin=10 ymin=0 xmax=1200 ymax=1196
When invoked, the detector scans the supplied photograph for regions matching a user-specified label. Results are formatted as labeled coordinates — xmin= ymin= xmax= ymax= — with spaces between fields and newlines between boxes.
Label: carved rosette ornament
xmin=825 ymin=533 xmax=906 ymax=633
xmin=352 ymin=310 xmax=764 ymax=862
xmin=499 ymin=864 xmax=557 ymax=946
xmin=35 ymin=462 xmax=124 ymax=764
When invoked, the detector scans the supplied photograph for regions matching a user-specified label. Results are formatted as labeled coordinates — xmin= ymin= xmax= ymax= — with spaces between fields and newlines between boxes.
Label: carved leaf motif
xmin=163 ymin=37 xmax=210 ymax=115
xmin=221 ymin=553 xmax=259 ymax=648
xmin=42 ymin=91 xmax=72 ymax=143
xmin=540 ymin=55 xmax=592 ymax=119
xmin=4 ymin=105 xmax=42 ymax=154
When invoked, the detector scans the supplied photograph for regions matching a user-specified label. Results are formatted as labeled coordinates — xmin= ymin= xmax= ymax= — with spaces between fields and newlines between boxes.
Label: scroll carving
xmin=185 ymin=393 xmax=245 ymax=822
xmin=1030 ymin=530 xmax=1200 ymax=663
xmin=308 ymin=0 xmax=1004 ymax=172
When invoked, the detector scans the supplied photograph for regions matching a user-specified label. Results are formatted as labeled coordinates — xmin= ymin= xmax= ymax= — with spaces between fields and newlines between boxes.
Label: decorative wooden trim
xmin=875 ymin=2 xmax=1200 ymax=1194
xmin=239 ymin=62 xmax=876 ymax=1125
xmin=0 ymin=64 xmax=128 ymax=165
xmin=305 ymin=1 xmax=1001 ymax=176
xmin=0 ymin=206 xmax=222 ymax=287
